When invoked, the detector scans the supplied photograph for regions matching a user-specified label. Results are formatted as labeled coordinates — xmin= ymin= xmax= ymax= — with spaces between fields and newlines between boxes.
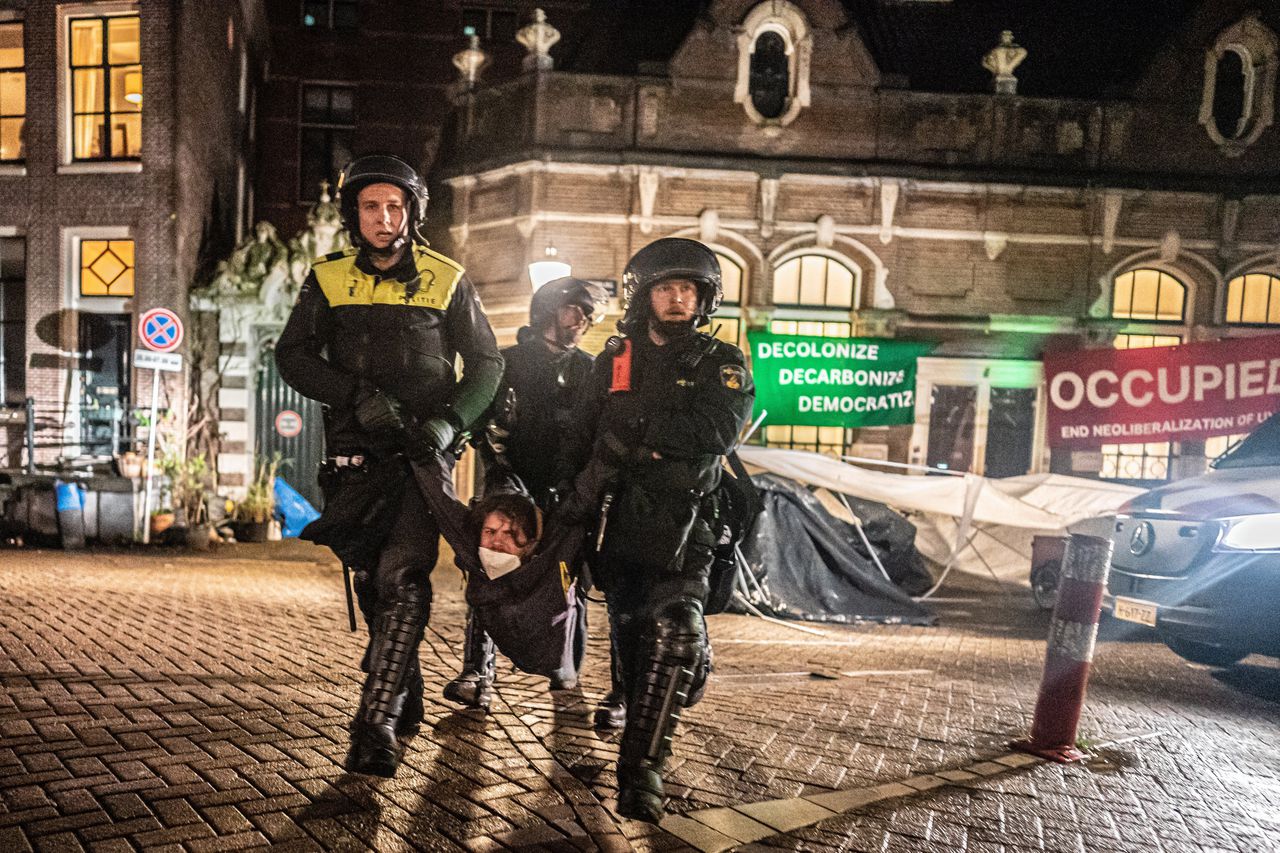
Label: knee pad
xmin=650 ymin=599 xmax=706 ymax=672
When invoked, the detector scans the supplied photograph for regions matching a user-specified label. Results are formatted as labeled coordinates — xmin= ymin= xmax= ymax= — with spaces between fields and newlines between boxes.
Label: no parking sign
xmin=138 ymin=308 xmax=184 ymax=353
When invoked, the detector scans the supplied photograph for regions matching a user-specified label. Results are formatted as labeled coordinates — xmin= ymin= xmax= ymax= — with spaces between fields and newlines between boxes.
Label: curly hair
xmin=472 ymin=492 xmax=540 ymax=544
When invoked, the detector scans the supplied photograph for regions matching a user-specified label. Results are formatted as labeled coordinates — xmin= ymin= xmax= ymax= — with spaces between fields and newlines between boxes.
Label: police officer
xmin=557 ymin=238 xmax=754 ymax=822
xmin=276 ymin=154 xmax=502 ymax=777
xmin=444 ymin=277 xmax=608 ymax=711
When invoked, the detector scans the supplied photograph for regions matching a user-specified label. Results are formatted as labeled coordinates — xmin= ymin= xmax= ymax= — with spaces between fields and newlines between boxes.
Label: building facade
xmin=436 ymin=0 xmax=1280 ymax=485
xmin=0 ymin=0 xmax=267 ymax=469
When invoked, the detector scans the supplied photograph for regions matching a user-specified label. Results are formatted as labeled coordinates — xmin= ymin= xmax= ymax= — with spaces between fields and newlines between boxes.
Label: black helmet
xmin=336 ymin=154 xmax=429 ymax=249
xmin=530 ymin=277 xmax=609 ymax=331
xmin=620 ymin=238 xmax=722 ymax=335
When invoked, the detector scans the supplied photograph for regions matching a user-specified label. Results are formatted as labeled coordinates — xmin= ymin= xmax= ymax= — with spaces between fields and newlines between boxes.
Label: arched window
xmin=749 ymin=31 xmax=788 ymax=120
xmin=733 ymin=1 xmax=812 ymax=127
xmin=704 ymin=250 xmax=745 ymax=347
xmin=1199 ymin=15 xmax=1278 ymax=156
xmin=1225 ymin=272 xmax=1280 ymax=324
xmin=773 ymin=254 xmax=857 ymax=309
xmin=1111 ymin=268 xmax=1185 ymax=322
xmin=1213 ymin=48 xmax=1248 ymax=140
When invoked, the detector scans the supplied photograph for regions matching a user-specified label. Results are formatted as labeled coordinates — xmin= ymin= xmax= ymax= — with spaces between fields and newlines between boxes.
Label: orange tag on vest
xmin=610 ymin=339 xmax=633 ymax=393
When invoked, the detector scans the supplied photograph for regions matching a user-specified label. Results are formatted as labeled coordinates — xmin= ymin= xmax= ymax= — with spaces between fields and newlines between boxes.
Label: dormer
xmin=1198 ymin=14 xmax=1278 ymax=156
xmin=733 ymin=1 xmax=814 ymax=127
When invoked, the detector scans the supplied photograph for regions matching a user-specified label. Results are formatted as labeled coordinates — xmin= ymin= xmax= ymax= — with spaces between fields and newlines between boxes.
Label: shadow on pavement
xmin=1213 ymin=661 xmax=1280 ymax=704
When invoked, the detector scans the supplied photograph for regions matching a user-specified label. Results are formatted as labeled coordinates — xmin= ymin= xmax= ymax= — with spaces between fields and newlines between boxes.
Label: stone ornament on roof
xmin=983 ymin=30 xmax=1026 ymax=95
xmin=517 ymin=8 xmax=559 ymax=72
xmin=452 ymin=33 xmax=490 ymax=91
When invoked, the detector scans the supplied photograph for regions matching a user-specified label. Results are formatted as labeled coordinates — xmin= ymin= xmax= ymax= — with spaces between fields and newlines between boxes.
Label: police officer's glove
xmin=405 ymin=417 xmax=456 ymax=463
xmin=352 ymin=385 xmax=404 ymax=440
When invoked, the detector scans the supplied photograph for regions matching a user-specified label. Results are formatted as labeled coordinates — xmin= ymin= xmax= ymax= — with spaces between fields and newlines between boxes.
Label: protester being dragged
xmin=445 ymin=277 xmax=612 ymax=714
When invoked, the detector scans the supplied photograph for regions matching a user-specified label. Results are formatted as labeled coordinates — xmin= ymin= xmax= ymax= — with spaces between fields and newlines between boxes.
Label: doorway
xmin=78 ymin=312 xmax=131 ymax=455
xmin=911 ymin=358 xmax=1044 ymax=477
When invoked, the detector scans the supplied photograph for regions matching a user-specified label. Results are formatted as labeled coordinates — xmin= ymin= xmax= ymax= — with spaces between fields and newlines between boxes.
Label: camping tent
xmin=737 ymin=446 xmax=1142 ymax=590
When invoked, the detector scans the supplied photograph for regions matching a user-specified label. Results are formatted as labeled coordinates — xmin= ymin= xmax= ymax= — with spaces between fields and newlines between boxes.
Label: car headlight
xmin=1215 ymin=513 xmax=1280 ymax=553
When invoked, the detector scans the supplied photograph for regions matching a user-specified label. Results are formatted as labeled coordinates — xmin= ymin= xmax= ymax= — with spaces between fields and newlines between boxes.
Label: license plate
xmin=1113 ymin=596 xmax=1158 ymax=627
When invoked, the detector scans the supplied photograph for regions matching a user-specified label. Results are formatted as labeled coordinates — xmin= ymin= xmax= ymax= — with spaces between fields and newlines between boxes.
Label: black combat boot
xmin=443 ymin=609 xmax=496 ymax=711
xmin=346 ymin=591 xmax=426 ymax=777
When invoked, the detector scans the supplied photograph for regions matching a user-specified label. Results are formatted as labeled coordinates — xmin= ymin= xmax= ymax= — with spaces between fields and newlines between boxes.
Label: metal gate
xmin=254 ymin=336 xmax=325 ymax=509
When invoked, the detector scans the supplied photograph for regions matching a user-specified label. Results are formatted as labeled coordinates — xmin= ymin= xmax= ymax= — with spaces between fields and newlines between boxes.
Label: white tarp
xmin=737 ymin=446 xmax=1143 ymax=587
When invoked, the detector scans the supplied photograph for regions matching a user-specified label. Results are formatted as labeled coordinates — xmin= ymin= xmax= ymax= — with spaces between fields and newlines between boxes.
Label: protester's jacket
xmin=484 ymin=329 xmax=594 ymax=502
xmin=276 ymin=245 xmax=503 ymax=453
xmin=558 ymin=330 xmax=755 ymax=571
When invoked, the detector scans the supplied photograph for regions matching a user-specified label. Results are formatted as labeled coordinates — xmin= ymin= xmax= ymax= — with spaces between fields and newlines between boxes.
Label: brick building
xmin=436 ymin=0 xmax=1280 ymax=485
xmin=0 ymin=0 xmax=267 ymax=467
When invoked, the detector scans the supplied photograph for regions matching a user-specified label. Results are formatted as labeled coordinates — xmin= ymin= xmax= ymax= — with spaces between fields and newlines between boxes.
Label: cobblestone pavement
xmin=2 ymin=543 xmax=1278 ymax=852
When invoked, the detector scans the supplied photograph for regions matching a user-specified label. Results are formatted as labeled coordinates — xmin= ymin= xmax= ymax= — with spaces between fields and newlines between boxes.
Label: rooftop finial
xmin=983 ymin=30 xmax=1026 ymax=95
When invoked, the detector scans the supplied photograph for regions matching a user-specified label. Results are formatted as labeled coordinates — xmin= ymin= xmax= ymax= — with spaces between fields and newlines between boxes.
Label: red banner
xmin=1045 ymin=335 xmax=1280 ymax=448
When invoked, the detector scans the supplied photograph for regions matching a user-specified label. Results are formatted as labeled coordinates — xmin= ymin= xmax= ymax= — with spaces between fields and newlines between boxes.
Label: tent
xmin=737 ymin=446 xmax=1142 ymax=591
xmin=735 ymin=473 xmax=936 ymax=625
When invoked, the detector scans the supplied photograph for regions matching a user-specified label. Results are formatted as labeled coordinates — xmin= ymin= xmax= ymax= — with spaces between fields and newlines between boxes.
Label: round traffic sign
xmin=274 ymin=409 xmax=303 ymax=438
xmin=138 ymin=308 xmax=184 ymax=353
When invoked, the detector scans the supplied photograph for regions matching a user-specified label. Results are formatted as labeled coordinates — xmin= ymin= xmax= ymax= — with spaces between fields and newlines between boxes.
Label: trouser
xmin=604 ymin=514 xmax=717 ymax=783
xmin=350 ymin=481 xmax=440 ymax=733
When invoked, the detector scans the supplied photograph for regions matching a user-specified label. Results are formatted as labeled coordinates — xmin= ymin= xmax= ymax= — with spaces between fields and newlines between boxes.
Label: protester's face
xmin=357 ymin=183 xmax=407 ymax=249
xmin=480 ymin=511 xmax=532 ymax=557
xmin=650 ymin=278 xmax=698 ymax=324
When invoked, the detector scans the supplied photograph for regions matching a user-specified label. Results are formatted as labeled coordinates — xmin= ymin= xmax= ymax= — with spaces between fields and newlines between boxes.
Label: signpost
xmin=137 ymin=309 xmax=185 ymax=543
xmin=746 ymin=332 xmax=931 ymax=428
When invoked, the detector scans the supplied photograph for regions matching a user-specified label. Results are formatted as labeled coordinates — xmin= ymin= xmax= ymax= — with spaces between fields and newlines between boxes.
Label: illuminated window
xmin=299 ymin=83 xmax=354 ymax=201
xmin=769 ymin=319 xmax=852 ymax=337
xmin=0 ymin=22 xmax=23 ymax=162
xmin=715 ymin=251 xmax=743 ymax=305
xmin=1225 ymin=272 xmax=1280 ymax=324
xmin=1205 ymin=433 xmax=1248 ymax=466
xmin=1111 ymin=268 xmax=1185 ymax=322
xmin=1100 ymin=333 xmax=1180 ymax=481
xmin=69 ymin=14 xmax=141 ymax=160
xmin=762 ymin=424 xmax=849 ymax=458
xmin=79 ymin=239 xmax=134 ymax=296
xmin=1113 ymin=333 xmax=1180 ymax=349
xmin=302 ymin=0 xmax=357 ymax=29
xmin=773 ymin=254 xmax=857 ymax=309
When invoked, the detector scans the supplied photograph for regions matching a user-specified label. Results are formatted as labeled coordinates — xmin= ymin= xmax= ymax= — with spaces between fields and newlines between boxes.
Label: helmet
xmin=336 ymin=154 xmax=430 ymax=249
xmin=529 ymin=277 xmax=609 ymax=331
xmin=620 ymin=238 xmax=722 ymax=335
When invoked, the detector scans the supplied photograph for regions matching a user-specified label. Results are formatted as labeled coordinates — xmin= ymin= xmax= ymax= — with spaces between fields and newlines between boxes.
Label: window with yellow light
xmin=69 ymin=14 xmax=141 ymax=160
xmin=79 ymin=239 xmax=135 ymax=297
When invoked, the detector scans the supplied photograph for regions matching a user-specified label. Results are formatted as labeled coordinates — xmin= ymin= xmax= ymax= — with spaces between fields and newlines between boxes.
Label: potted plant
xmin=232 ymin=453 xmax=281 ymax=542
xmin=160 ymin=451 xmax=213 ymax=550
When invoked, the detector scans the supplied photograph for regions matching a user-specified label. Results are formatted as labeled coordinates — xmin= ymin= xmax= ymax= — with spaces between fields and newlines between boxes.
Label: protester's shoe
xmin=615 ymin=765 xmax=665 ymax=823
xmin=344 ymin=722 xmax=404 ymax=778
xmin=593 ymin=690 xmax=627 ymax=729
xmin=550 ymin=673 xmax=578 ymax=691
xmin=443 ymin=671 xmax=494 ymax=712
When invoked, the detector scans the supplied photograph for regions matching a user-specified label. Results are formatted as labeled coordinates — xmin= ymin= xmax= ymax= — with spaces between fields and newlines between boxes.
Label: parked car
xmin=1104 ymin=411 xmax=1280 ymax=666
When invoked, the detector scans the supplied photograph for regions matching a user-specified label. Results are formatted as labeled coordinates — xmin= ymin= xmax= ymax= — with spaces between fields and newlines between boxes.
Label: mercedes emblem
xmin=1128 ymin=521 xmax=1155 ymax=556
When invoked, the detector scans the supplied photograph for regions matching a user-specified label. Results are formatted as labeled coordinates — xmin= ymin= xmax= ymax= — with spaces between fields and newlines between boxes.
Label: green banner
xmin=747 ymin=332 xmax=932 ymax=427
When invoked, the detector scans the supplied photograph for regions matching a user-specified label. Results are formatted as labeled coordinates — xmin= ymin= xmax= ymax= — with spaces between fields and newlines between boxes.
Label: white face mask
xmin=479 ymin=547 xmax=522 ymax=579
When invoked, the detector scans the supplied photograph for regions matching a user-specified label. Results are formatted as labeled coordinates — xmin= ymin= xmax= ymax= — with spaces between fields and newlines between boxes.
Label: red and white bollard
xmin=1011 ymin=532 xmax=1114 ymax=763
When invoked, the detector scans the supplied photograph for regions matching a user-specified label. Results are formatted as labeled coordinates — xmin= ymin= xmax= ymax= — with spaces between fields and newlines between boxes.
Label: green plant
xmin=235 ymin=453 xmax=281 ymax=523
xmin=160 ymin=451 xmax=212 ymax=527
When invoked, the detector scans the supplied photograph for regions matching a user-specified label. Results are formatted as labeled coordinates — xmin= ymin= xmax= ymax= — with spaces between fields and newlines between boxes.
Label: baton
xmin=595 ymin=492 xmax=614 ymax=552
xmin=341 ymin=564 xmax=358 ymax=632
